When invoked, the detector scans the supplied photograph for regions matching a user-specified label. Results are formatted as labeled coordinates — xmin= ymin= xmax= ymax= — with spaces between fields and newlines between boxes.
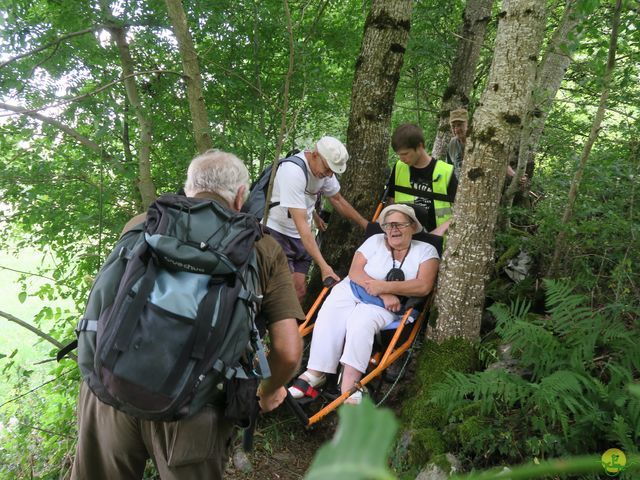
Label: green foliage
xmin=400 ymin=337 xmax=478 ymax=466
xmin=0 ymin=365 xmax=79 ymax=479
xmin=449 ymin=453 xmax=640 ymax=480
xmin=305 ymin=398 xmax=397 ymax=480
xmin=308 ymin=384 xmax=640 ymax=480
xmin=430 ymin=280 xmax=640 ymax=468
xmin=1 ymin=0 xmax=639 ymax=477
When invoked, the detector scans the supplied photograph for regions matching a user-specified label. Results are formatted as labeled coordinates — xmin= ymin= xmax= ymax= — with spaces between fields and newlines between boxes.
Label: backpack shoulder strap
xmin=278 ymin=155 xmax=308 ymax=184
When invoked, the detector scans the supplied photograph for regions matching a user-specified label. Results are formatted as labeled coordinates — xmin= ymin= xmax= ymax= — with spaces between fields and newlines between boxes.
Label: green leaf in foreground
xmin=305 ymin=397 xmax=398 ymax=480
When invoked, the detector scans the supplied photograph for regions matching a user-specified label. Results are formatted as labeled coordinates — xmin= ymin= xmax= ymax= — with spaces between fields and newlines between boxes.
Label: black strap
xmin=393 ymin=185 xmax=453 ymax=203
xmin=103 ymin=258 xmax=158 ymax=370
xmin=191 ymin=278 xmax=226 ymax=360
xmin=267 ymin=156 xmax=309 ymax=216
xmin=57 ymin=340 xmax=77 ymax=362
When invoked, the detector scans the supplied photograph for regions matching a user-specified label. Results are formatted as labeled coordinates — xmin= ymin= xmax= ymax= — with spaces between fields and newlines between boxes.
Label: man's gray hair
xmin=184 ymin=149 xmax=250 ymax=204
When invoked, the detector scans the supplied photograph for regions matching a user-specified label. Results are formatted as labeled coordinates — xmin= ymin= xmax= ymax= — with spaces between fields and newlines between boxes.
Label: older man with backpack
xmin=244 ymin=136 xmax=368 ymax=301
xmin=68 ymin=149 xmax=303 ymax=480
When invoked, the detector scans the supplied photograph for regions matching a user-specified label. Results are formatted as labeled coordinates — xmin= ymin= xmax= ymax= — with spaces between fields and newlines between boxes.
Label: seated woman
xmin=288 ymin=204 xmax=440 ymax=404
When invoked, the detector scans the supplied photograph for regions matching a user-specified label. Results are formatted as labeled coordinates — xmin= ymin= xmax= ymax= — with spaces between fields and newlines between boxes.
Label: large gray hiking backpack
xmin=60 ymin=194 xmax=269 ymax=423
xmin=241 ymin=155 xmax=307 ymax=220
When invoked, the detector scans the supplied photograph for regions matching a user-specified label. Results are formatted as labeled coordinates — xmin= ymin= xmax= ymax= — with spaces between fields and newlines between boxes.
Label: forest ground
xmin=227 ymin=355 xmax=416 ymax=479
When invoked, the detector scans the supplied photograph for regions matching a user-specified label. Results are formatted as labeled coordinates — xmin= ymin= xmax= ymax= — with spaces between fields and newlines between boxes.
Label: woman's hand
xmin=380 ymin=293 xmax=401 ymax=313
xmin=364 ymin=279 xmax=386 ymax=296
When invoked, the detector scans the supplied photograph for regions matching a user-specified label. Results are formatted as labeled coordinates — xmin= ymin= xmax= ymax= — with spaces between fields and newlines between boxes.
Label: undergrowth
xmin=429 ymin=279 xmax=639 ymax=469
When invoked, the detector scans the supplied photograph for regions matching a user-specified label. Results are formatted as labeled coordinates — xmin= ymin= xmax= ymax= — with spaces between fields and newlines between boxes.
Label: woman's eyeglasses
xmin=381 ymin=221 xmax=412 ymax=231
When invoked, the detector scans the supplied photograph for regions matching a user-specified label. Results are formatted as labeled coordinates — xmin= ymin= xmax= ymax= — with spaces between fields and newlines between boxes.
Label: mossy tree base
xmin=398 ymin=337 xmax=479 ymax=470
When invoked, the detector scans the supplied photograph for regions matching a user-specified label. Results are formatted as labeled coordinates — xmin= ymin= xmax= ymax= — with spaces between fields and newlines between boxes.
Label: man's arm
xmin=507 ymin=164 xmax=529 ymax=186
xmin=386 ymin=163 xmax=398 ymax=204
xmin=257 ymin=318 xmax=302 ymax=412
xmin=289 ymin=207 xmax=339 ymax=282
xmin=327 ymin=192 xmax=368 ymax=229
xmin=430 ymin=219 xmax=451 ymax=236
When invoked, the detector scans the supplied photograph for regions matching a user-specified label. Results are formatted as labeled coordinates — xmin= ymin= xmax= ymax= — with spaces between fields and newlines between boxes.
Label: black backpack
xmin=60 ymin=194 xmax=269 ymax=424
xmin=242 ymin=155 xmax=307 ymax=220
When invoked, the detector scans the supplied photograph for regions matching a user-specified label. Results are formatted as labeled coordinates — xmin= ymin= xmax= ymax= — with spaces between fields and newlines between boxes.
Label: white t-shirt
xmin=355 ymin=234 xmax=439 ymax=281
xmin=265 ymin=152 xmax=340 ymax=238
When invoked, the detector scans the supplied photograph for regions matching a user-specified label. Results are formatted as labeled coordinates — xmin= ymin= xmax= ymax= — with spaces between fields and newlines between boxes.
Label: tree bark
xmin=100 ymin=1 xmax=157 ymax=208
xmin=164 ymin=0 xmax=213 ymax=153
xmin=431 ymin=0 xmax=494 ymax=160
xmin=109 ymin=25 xmax=157 ymax=209
xmin=503 ymin=0 xmax=581 ymax=211
xmin=433 ymin=0 xmax=547 ymax=342
xmin=548 ymin=0 xmax=622 ymax=277
xmin=262 ymin=0 xmax=295 ymax=224
xmin=317 ymin=0 xmax=413 ymax=278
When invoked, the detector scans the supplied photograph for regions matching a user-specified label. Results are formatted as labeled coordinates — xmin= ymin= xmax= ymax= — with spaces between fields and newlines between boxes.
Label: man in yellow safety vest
xmin=388 ymin=123 xmax=458 ymax=236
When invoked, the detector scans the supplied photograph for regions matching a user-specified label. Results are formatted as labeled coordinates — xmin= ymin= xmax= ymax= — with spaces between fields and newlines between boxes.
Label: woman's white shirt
xmin=356 ymin=233 xmax=439 ymax=281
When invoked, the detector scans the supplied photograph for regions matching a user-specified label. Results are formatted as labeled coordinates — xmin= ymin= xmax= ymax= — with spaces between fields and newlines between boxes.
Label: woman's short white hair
xmin=184 ymin=149 xmax=250 ymax=205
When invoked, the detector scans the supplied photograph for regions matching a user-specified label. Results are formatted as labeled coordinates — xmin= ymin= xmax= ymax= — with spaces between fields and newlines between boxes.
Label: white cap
xmin=316 ymin=136 xmax=348 ymax=174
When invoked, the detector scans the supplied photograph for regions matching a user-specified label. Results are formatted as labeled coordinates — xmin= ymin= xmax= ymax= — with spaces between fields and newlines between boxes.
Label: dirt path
xmin=226 ymin=358 xmax=415 ymax=479
xmin=227 ymin=406 xmax=336 ymax=479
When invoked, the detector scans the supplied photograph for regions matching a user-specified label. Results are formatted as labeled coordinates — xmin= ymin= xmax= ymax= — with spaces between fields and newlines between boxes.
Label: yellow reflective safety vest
xmin=393 ymin=160 xmax=454 ymax=227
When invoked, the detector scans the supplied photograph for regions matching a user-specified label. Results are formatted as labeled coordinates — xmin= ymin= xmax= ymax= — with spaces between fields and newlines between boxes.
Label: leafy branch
xmin=0 ymin=27 xmax=102 ymax=69
xmin=0 ymin=70 xmax=182 ymax=118
xmin=0 ymin=309 xmax=75 ymax=361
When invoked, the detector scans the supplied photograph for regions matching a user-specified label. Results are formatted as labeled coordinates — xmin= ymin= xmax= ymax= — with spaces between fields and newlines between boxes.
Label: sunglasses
xmin=381 ymin=221 xmax=413 ymax=231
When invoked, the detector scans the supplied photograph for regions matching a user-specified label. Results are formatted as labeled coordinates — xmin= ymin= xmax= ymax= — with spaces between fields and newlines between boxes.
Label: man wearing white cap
xmin=265 ymin=136 xmax=368 ymax=301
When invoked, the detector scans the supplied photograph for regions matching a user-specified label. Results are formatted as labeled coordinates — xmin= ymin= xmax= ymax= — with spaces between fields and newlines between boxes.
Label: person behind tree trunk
xmin=446 ymin=107 xmax=528 ymax=186
xmin=446 ymin=108 xmax=468 ymax=179
xmin=287 ymin=204 xmax=439 ymax=404
xmin=263 ymin=136 xmax=368 ymax=302
xmin=70 ymin=150 xmax=303 ymax=480
xmin=388 ymin=123 xmax=458 ymax=236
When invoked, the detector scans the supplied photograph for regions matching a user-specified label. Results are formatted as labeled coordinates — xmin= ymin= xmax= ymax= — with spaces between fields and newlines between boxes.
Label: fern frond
xmin=607 ymin=413 xmax=637 ymax=454
xmin=429 ymin=371 xmax=484 ymax=414
xmin=542 ymin=279 xmax=575 ymax=307
xmin=509 ymin=296 xmax=531 ymax=321
xmin=606 ymin=363 xmax=634 ymax=388
xmin=529 ymin=370 xmax=589 ymax=436
xmin=500 ymin=319 xmax=561 ymax=379
xmin=430 ymin=369 xmax=530 ymax=417
xmin=626 ymin=389 xmax=640 ymax=440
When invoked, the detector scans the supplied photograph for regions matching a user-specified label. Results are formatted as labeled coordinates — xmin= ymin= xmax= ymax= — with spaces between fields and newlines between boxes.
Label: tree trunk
xmin=318 ymin=0 xmax=413 ymax=277
xmin=431 ymin=0 xmax=494 ymax=160
xmin=502 ymin=0 xmax=581 ymax=211
xmin=100 ymin=0 xmax=157 ymax=209
xmin=548 ymin=0 xmax=622 ymax=277
xmin=252 ymin=0 xmax=267 ymax=176
xmin=262 ymin=0 xmax=295 ymax=224
xmin=164 ymin=0 xmax=213 ymax=153
xmin=109 ymin=25 xmax=157 ymax=209
xmin=433 ymin=0 xmax=547 ymax=342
